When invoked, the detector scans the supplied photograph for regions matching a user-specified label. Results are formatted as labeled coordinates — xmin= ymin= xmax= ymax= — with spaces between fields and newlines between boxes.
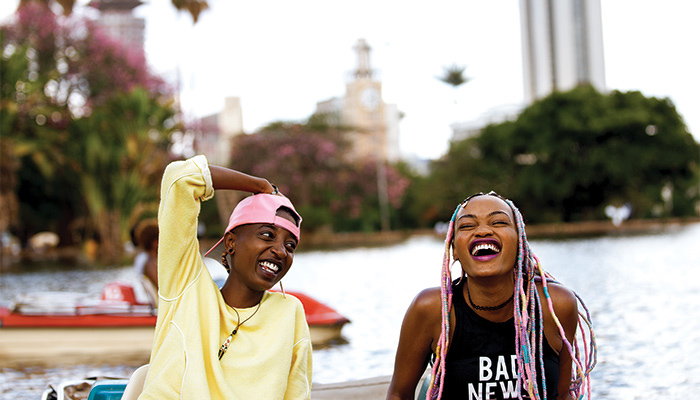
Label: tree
xmin=68 ymin=88 xmax=174 ymax=263
xmin=2 ymin=3 xmax=177 ymax=264
xmin=437 ymin=63 xmax=470 ymax=106
xmin=0 ymin=138 xmax=20 ymax=234
xmin=17 ymin=0 xmax=209 ymax=23
xmin=228 ymin=121 xmax=411 ymax=232
xmin=425 ymin=86 xmax=699 ymax=223
xmin=437 ymin=64 xmax=470 ymax=88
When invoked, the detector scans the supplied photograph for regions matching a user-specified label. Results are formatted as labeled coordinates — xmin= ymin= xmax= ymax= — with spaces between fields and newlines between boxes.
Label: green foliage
xmin=437 ymin=64 xmax=470 ymax=88
xmin=69 ymin=88 xmax=173 ymax=235
xmin=229 ymin=121 xmax=411 ymax=232
xmin=423 ymin=85 xmax=700 ymax=224
xmin=1 ymin=4 xmax=177 ymax=263
xmin=392 ymin=161 xmax=433 ymax=229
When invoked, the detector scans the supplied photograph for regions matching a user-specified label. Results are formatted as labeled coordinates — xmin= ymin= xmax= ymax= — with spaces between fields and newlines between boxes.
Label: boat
xmin=39 ymin=374 xmax=409 ymax=400
xmin=277 ymin=289 xmax=349 ymax=346
xmin=39 ymin=370 xmax=431 ymax=400
xmin=0 ymin=259 xmax=349 ymax=367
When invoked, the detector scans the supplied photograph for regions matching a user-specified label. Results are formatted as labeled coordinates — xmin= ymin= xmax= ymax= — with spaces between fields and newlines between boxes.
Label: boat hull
xmin=0 ymin=323 xmax=346 ymax=367
xmin=1 ymin=285 xmax=349 ymax=367
xmin=0 ymin=326 xmax=155 ymax=368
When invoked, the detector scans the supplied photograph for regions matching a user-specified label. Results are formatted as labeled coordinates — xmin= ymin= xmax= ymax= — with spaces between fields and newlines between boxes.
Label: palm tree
xmin=437 ymin=64 xmax=470 ymax=89
xmin=0 ymin=139 xmax=20 ymax=234
xmin=2 ymin=4 xmax=176 ymax=264
xmin=71 ymin=88 xmax=173 ymax=264
xmin=169 ymin=0 xmax=209 ymax=22
xmin=438 ymin=64 xmax=470 ymax=104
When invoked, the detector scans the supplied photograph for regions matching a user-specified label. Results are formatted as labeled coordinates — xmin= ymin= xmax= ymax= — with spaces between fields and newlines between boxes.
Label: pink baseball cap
xmin=204 ymin=194 xmax=302 ymax=256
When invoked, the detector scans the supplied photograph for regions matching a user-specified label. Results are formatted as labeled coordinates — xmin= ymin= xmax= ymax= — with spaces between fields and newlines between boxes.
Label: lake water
xmin=2 ymin=222 xmax=700 ymax=399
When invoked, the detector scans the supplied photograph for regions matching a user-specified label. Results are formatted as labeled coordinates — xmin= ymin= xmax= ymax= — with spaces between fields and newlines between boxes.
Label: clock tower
xmin=344 ymin=39 xmax=387 ymax=161
xmin=313 ymin=39 xmax=401 ymax=163
xmin=312 ymin=39 xmax=402 ymax=231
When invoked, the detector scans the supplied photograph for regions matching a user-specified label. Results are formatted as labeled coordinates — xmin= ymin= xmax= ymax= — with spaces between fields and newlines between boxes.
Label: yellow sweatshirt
xmin=139 ymin=155 xmax=312 ymax=399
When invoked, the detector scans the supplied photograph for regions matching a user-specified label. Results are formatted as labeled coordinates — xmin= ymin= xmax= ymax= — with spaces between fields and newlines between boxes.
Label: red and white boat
xmin=0 ymin=265 xmax=349 ymax=367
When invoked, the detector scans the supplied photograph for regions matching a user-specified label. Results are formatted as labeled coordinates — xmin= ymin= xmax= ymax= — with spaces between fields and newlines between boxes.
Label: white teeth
xmin=260 ymin=261 xmax=279 ymax=273
xmin=471 ymin=243 xmax=500 ymax=256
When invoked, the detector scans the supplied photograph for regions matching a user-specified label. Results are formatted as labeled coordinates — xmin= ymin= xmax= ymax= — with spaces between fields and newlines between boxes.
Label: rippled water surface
xmin=2 ymin=223 xmax=699 ymax=399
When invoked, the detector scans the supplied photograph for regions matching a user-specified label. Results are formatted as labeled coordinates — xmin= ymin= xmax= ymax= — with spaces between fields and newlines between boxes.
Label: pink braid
xmin=427 ymin=193 xmax=596 ymax=399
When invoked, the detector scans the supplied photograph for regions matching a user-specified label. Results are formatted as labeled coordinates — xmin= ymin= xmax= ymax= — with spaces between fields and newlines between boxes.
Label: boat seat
xmin=121 ymin=364 xmax=149 ymax=400
xmin=86 ymin=380 xmax=128 ymax=400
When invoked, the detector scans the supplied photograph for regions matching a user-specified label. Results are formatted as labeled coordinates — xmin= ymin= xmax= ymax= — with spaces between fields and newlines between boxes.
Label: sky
xmin=2 ymin=0 xmax=699 ymax=160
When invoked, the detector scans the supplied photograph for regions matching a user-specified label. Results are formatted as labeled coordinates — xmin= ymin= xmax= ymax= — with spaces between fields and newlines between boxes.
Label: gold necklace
xmin=218 ymin=300 xmax=262 ymax=360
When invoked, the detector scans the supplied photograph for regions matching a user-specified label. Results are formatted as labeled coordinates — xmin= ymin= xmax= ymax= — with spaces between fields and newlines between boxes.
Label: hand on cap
xmin=260 ymin=179 xmax=283 ymax=196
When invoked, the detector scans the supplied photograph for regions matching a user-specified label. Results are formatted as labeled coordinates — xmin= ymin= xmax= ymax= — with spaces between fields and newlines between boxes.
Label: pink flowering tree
xmin=16 ymin=0 xmax=210 ymax=22
xmin=229 ymin=121 xmax=411 ymax=232
xmin=1 ymin=3 xmax=177 ymax=264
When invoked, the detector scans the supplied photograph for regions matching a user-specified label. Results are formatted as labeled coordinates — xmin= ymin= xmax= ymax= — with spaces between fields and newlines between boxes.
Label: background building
xmin=314 ymin=39 xmax=402 ymax=163
xmin=89 ymin=0 xmax=145 ymax=58
xmin=452 ymin=0 xmax=606 ymax=142
xmin=520 ymin=0 xmax=606 ymax=103
xmin=197 ymin=97 xmax=244 ymax=166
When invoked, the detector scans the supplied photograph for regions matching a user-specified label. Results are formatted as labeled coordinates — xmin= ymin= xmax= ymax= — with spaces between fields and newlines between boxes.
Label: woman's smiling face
xmin=452 ymin=195 xmax=519 ymax=279
xmin=225 ymin=212 xmax=298 ymax=293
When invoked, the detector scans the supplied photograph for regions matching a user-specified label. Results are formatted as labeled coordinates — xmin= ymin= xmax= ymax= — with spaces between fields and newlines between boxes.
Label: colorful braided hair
xmin=426 ymin=192 xmax=596 ymax=400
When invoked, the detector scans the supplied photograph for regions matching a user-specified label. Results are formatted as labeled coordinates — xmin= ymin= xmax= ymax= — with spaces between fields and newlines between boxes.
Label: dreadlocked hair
xmin=426 ymin=192 xmax=597 ymax=400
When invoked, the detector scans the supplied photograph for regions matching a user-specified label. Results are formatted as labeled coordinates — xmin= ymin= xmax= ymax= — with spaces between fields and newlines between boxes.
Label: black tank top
xmin=442 ymin=280 xmax=560 ymax=399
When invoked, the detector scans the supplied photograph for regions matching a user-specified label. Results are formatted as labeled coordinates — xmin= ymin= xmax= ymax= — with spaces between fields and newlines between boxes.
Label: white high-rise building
xmin=452 ymin=0 xmax=606 ymax=142
xmin=520 ymin=0 xmax=606 ymax=103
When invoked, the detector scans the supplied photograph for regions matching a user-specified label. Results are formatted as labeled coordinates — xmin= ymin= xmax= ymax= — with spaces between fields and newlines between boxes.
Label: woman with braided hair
xmin=387 ymin=192 xmax=595 ymax=400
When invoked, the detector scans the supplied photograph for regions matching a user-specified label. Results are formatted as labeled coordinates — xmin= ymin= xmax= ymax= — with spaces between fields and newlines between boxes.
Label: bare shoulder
xmin=543 ymin=281 xmax=578 ymax=315
xmin=402 ymin=287 xmax=444 ymax=337
xmin=408 ymin=287 xmax=442 ymax=317
xmin=537 ymin=280 xmax=579 ymax=328
xmin=401 ymin=287 xmax=445 ymax=354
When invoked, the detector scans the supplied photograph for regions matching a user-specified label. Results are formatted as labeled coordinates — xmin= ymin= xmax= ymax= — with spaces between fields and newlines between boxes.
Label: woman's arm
xmin=157 ymin=157 xmax=274 ymax=299
xmin=386 ymin=288 xmax=442 ymax=400
xmin=542 ymin=283 xmax=579 ymax=400
xmin=209 ymin=165 xmax=274 ymax=194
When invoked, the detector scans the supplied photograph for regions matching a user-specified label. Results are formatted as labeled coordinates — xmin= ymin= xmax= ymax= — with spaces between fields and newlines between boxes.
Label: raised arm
xmin=387 ymin=288 xmax=443 ymax=400
xmin=157 ymin=157 xmax=275 ymax=300
xmin=209 ymin=165 xmax=275 ymax=194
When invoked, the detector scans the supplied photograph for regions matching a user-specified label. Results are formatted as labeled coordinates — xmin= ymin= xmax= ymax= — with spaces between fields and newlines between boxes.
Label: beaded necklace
xmin=218 ymin=300 xmax=262 ymax=360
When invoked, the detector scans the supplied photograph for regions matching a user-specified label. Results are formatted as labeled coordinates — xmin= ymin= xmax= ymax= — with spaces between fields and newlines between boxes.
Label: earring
xmin=279 ymin=280 xmax=286 ymax=298
xmin=221 ymin=251 xmax=230 ymax=273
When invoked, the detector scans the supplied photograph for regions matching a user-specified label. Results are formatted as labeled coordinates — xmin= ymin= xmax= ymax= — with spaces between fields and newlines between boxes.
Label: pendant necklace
xmin=218 ymin=300 xmax=262 ymax=360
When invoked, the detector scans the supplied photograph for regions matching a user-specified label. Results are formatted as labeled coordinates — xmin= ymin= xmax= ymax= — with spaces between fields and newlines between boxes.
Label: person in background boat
xmin=130 ymin=219 xmax=159 ymax=306
xmin=133 ymin=219 xmax=159 ymax=290
xmin=386 ymin=192 xmax=596 ymax=400
xmin=138 ymin=155 xmax=312 ymax=400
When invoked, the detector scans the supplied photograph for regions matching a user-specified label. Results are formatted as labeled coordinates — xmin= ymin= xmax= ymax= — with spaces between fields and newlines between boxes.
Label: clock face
xmin=360 ymin=87 xmax=380 ymax=111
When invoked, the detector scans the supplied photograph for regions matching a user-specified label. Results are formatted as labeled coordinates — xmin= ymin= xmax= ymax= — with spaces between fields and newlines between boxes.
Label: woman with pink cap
xmin=139 ymin=155 xmax=311 ymax=399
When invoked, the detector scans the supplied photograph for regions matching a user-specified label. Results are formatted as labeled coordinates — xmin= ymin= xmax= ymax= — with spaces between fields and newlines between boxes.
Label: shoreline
xmin=299 ymin=216 xmax=700 ymax=249
xmin=3 ymin=217 xmax=698 ymax=272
